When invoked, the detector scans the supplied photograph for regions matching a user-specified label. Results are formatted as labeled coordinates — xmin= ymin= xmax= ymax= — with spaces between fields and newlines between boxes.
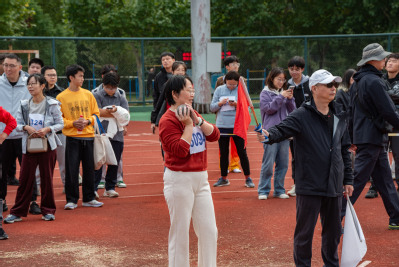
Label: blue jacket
xmin=16 ymin=96 xmax=64 ymax=154
xmin=210 ymin=84 xmax=238 ymax=128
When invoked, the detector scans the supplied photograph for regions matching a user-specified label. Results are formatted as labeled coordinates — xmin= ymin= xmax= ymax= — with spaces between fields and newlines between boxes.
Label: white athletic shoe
xmin=232 ymin=168 xmax=242 ymax=173
xmin=117 ymin=181 xmax=127 ymax=188
xmin=103 ymin=190 xmax=119 ymax=198
xmin=276 ymin=193 xmax=290 ymax=199
xmin=287 ymin=185 xmax=296 ymax=197
xmin=258 ymin=195 xmax=267 ymax=200
xmin=64 ymin=202 xmax=78 ymax=210
xmin=82 ymin=200 xmax=104 ymax=207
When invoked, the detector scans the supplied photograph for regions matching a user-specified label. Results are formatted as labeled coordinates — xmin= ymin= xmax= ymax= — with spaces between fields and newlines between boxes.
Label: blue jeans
xmin=258 ymin=140 xmax=289 ymax=196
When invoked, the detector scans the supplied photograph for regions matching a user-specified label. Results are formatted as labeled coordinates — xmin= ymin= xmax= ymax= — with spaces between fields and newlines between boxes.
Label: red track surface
xmin=1 ymin=122 xmax=398 ymax=266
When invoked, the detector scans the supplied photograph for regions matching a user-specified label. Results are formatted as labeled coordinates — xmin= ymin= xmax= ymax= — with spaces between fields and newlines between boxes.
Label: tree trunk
xmin=191 ymin=0 xmax=211 ymax=113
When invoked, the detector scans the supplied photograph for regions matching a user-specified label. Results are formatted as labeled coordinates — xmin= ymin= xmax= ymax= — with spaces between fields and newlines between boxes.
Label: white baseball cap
xmin=309 ymin=69 xmax=342 ymax=88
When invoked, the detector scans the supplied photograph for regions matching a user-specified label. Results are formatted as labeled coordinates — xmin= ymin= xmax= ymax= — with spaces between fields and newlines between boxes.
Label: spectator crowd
xmin=1 ymin=42 xmax=399 ymax=267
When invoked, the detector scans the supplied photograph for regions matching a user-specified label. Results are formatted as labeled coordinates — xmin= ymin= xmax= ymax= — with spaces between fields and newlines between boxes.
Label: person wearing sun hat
xmin=341 ymin=43 xmax=399 ymax=230
xmin=256 ymin=69 xmax=353 ymax=266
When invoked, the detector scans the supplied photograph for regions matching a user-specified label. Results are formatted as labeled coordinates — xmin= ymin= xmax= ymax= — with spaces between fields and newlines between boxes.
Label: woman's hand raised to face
xmin=176 ymin=104 xmax=193 ymax=126
xmin=186 ymin=104 xmax=200 ymax=125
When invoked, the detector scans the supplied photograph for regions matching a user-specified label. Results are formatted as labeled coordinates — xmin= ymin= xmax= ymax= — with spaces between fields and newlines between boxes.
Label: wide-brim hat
xmin=357 ymin=43 xmax=391 ymax=66
xmin=309 ymin=69 xmax=342 ymax=88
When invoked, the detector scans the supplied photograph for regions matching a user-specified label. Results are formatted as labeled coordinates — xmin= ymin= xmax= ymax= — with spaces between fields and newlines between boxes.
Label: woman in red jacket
xmin=0 ymin=106 xmax=17 ymax=240
xmin=159 ymin=75 xmax=220 ymax=267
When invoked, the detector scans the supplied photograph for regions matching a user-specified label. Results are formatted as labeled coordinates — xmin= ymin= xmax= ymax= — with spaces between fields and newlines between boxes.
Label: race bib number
xmin=190 ymin=126 xmax=206 ymax=155
xmin=29 ymin=114 xmax=45 ymax=131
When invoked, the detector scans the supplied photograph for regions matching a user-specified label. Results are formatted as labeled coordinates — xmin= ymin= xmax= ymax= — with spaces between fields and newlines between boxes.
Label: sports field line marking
xmin=109 ymin=189 xmax=257 ymax=199
xmin=6 ymin=189 xmax=258 ymax=206
xmin=358 ymin=261 xmax=372 ymax=267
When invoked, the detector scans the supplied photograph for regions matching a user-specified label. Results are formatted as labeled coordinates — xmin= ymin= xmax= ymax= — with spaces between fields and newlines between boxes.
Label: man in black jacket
xmin=151 ymin=52 xmax=175 ymax=133
xmin=258 ymin=69 xmax=353 ymax=267
xmin=342 ymin=43 xmax=399 ymax=230
xmin=384 ymin=53 xmax=399 ymax=193
xmin=286 ymin=56 xmax=312 ymax=197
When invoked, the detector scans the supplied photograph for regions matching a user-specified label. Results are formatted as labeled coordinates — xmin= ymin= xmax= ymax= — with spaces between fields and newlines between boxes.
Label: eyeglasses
xmin=185 ymin=90 xmax=195 ymax=95
xmin=27 ymin=82 xmax=38 ymax=87
xmin=2 ymin=64 xmax=19 ymax=69
xmin=46 ymin=74 xmax=57 ymax=77
xmin=229 ymin=63 xmax=240 ymax=67
xmin=275 ymin=78 xmax=286 ymax=83
xmin=226 ymin=83 xmax=238 ymax=88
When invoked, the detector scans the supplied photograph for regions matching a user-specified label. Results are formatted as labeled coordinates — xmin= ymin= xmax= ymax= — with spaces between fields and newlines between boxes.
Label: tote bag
xmin=94 ymin=115 xmax=117 ymax=168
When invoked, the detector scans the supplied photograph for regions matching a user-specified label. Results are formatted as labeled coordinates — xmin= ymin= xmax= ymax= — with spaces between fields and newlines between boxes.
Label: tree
xmin=63 ymin=0 xmax=191 ymax=99
xmin=0 ymin=0 xmax=34 ymax=36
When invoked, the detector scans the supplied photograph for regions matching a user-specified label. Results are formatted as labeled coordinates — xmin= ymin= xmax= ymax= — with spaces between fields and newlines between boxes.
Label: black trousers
xmin=290 ymin=139 xmax=295 ymax=181
xmin=0 ymin=139 xmax=38 ymax=201
xmin=294 ymin=194 xmax=342 ymax=267
xmin=65 ymin=137 xmax=95 ymax=203
xmin=94 ymin=140 xmax=124 ymax=191
xmin=390 ymin=134 xmax=399 ymax=187
xmin=218 ymin=134 xmax=250 ymax=177
xmin=342 ymin=144 xmax=399 ymax=224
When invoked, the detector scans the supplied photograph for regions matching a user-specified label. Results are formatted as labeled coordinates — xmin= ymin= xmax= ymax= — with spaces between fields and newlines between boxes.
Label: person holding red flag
xmin=211 ymin=71 xmax=253 ymax=187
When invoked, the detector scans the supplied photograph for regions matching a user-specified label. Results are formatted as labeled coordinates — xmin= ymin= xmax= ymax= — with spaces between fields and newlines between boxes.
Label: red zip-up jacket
xmin=159 ymin=109 xmax=220 ymax=172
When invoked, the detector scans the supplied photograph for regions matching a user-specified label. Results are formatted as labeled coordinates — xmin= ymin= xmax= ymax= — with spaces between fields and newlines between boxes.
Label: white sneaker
xmin=97 ymin=181 xmax=105 ymax=189
xmin=94 ymin=191 xmax=99 ymax=200
xmin=287 ymin=185 xmax=296 ymax=197
xmin=276 ymin=193 xmax=290 ymax=199
xmin=258 ymin=195 xmax=267 ymax=200
xmin=82 ymin=200 xmax=104 ymax=207
xmin=232 ymin=168 xmax=242 ymax=173
xmin=103 ymin=190 xmax=119 ymax=198
xmin=64 ymin=202 xmax=78 ymax=210
xmin=117 ymin=181 xmax=127 ymax=188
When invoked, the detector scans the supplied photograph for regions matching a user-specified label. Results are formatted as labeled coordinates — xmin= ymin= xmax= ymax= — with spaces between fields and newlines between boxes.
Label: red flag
xmin=233 ymin=80 xmax=251 ymax=147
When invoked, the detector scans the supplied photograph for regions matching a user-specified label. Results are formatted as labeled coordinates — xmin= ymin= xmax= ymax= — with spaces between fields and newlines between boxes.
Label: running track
xmin=0 ymin=122 xmax=398 ymax=266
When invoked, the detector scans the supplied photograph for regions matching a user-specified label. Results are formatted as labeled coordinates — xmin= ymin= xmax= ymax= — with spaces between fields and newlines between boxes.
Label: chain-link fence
xmin=1 ymin=34 xmax=398 ymax=105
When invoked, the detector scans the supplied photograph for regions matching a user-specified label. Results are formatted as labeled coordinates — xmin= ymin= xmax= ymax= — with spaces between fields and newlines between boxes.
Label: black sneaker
xmin=0 ymin=228 xmax=8 ymax=240
xmin=388 ymin=222 xmax=399 ymax=230
xmin=7 ymin=177 xmax=19 ymax=186
xmin=365 ymin=189 xmax=378 ymax=198
xmin=29 ymin=201 xmax=41 ymax=215
xmin=3 ymin=200 xmax=8 ymax=212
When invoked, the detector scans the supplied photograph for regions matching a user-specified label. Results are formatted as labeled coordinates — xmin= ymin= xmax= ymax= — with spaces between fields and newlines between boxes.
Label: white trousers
xmin=163 ymin=168 xmax=218 ymax=267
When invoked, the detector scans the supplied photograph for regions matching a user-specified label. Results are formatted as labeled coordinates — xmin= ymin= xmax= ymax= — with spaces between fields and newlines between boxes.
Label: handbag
xmin=27 ymin=134 xmax=48 ymax=153
xmin=93 ymin=115 xmax=117 ymax=170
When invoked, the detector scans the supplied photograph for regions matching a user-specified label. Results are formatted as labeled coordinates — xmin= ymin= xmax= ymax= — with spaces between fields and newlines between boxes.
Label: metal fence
xmin=1 ymin=33 xmax=399 ymax=105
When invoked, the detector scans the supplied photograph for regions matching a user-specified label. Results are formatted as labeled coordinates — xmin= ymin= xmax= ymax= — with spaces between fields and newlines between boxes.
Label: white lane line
xmin=6 ymin=189 xmax=259 ymax=206
xmin=358 ymin=261 xmax=372 ymax=267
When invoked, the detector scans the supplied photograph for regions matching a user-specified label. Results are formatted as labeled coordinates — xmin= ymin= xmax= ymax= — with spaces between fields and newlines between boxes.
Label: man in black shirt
xmin=151 ymin=52 xmax=175 ymax=133
xmin=258 ymin=69 xmax=353 ymax=266
xmin=41 ymin=66 xmax=66 ymax=188
xmin=343 ymin=43 xmax=399 ymax=230
xmin=384 ymin=53 xmax=399 ymax=194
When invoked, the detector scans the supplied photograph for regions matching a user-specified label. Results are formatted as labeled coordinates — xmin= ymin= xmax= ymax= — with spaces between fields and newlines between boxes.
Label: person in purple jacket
xmin=258 ymin=68 xmax=296 ymax=200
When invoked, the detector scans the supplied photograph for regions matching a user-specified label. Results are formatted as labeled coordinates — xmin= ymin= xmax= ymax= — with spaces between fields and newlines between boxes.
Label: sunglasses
xmin=322 ymin=82 xmax=339 ymax=88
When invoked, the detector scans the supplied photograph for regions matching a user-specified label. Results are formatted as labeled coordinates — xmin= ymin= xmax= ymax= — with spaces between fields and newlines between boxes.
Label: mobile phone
xmin=106 ymin=107 xmax=113 ymax=110
xmin=288 ymin=85 xmax=295 ymax=91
